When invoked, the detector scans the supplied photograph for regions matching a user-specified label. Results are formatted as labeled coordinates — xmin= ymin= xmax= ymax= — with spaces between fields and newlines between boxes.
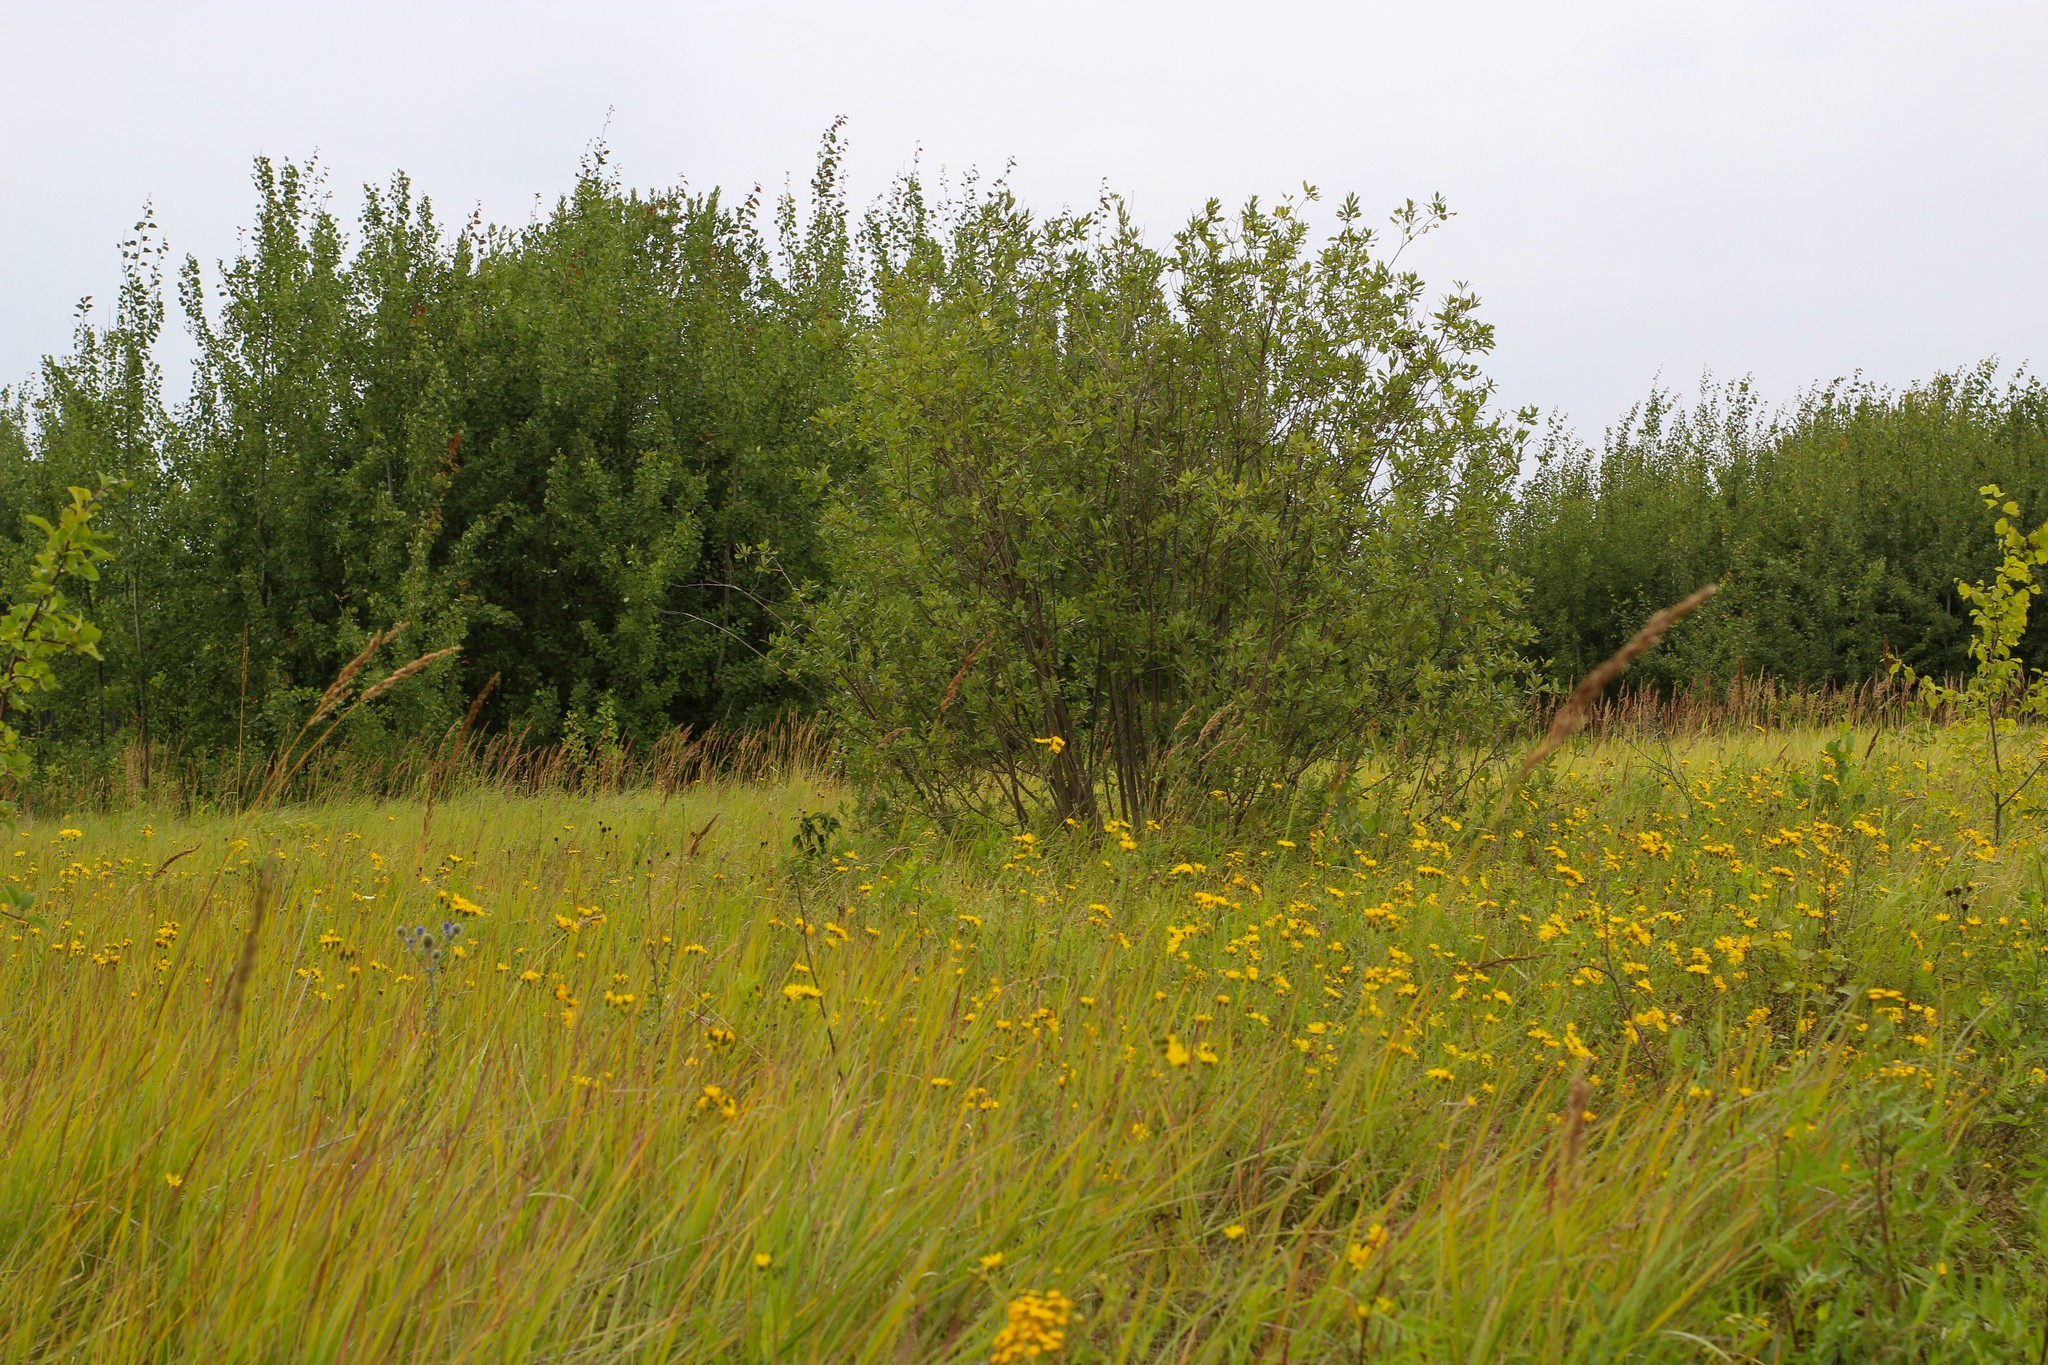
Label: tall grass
xmin=4 ymin=727 xmax=2047 ymax=1360
xmin=1558 ymin=670 xmax=1928 ymax=740
xmin=16 ymin=712 xmax=834 ymax=817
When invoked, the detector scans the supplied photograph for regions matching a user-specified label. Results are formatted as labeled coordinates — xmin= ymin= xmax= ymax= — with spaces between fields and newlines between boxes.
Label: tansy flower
xmin=1345 ymin=1223 xmax=1389 ymax=1270
xmin=989 ymin=1290 xmax=1075 ymax=1364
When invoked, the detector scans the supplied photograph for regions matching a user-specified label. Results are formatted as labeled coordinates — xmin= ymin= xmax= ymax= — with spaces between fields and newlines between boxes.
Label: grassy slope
xmin=4 ymin=731 xmax=2047 ymax=1362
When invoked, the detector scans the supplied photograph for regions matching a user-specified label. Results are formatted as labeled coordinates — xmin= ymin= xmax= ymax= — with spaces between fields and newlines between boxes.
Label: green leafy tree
xmin=444 ymin=138 xmax=853 ymax=742
xmin=175 ymin=157 xmax=368 ymax=745
xmin=17 ymin=212 xmax=170 ymax=761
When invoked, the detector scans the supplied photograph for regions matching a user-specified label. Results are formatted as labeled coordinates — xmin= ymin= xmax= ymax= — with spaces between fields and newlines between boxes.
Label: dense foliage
xmin=1510 ymin=367 xmax=2048 ymax=690
xmin=0 ymin=481 xmax=115 ymax=801
xmin=790 ymin=188 xmax=1530 ymax=828
xmin=3 ymin=142 xmax=854 ymax=770
xmin=10 ymin=137 xmax=2048 ymax=806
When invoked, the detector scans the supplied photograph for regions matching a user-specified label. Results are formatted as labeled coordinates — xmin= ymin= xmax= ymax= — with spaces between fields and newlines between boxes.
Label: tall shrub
xmin=793 ymin=188 xmax=1530 ymax=829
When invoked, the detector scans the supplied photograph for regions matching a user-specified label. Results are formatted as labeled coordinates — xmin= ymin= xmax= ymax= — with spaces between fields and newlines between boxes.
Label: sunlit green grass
xmin=5 ymin=730 xmax=2047 ymax=1361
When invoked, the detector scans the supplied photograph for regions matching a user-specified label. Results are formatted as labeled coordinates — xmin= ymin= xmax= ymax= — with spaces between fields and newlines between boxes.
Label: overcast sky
xmin=3 ymin=1 xmax=2042 ymax=435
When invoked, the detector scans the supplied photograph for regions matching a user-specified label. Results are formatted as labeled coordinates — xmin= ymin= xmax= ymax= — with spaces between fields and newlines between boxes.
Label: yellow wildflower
xmin=990 ymin=1289 xmax=1075 ymax=1364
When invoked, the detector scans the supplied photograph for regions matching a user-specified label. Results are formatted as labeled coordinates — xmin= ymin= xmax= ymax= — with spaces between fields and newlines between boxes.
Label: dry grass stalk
xmin=255 ymin=625 xmax=405 ymax=810
xmin=938 ymin=633 xmax=991 ymax=716
xmin=416 ymin=672 xmax=499 ymax=874
xmin=261 ymin=637 xmax=458 ymax=808
xmin=220 ymin=862 xmax=278 ymax=1037
xmin=307 ymin=624 xmax=406 ymax=730
xmin=1550 ymin=1071 xmax=1593 ymax=1211
xmin=1501 ymin=583 xmax=1718 ymax=810
xmin=357 ymin=646 xmax=462 ymax=706
xmin=149 ymin=845 xmax=200 ymax=881
xmin=1553 ymin=668 xmax=1917 ymax=741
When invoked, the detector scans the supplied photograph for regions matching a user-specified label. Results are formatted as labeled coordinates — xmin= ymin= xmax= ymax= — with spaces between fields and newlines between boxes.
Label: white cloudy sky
xmin=3 ymin=0 xmax=2042 ymax=433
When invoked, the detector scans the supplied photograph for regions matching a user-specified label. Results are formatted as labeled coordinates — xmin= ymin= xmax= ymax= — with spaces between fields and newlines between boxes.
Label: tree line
xmin=4 ymin=131 xmax=2043 ymax=812
xmin=1509 ymin=368 xmax=2048 ymax=691
xmin=3 ymin=138 xmax=855 ymax=774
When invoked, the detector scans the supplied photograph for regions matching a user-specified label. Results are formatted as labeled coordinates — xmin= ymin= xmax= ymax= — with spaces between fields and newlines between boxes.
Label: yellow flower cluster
xmin=989 ymin=1289 xmax=1075 ymax=1363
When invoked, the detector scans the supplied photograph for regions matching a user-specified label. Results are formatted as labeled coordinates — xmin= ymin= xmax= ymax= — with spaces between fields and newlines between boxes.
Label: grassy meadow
xmin=6 ymin=727 xmax=2048 ymax=1362
xmin=12 ymin=98 xmax=2048 ymax=1365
